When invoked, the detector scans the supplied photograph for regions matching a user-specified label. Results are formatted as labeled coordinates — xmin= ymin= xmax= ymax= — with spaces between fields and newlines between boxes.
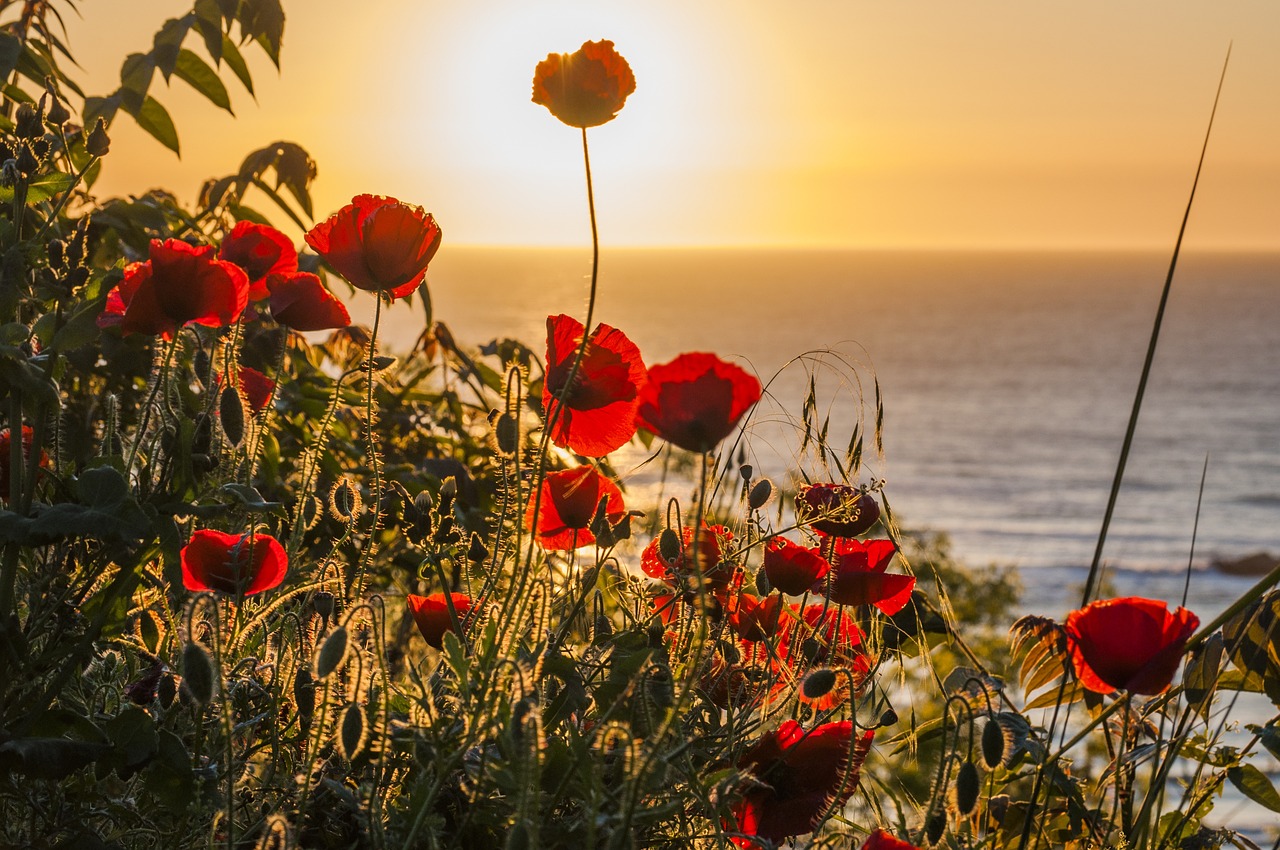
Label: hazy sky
xmin=68 ymin=1 xmax=1280 ymax=249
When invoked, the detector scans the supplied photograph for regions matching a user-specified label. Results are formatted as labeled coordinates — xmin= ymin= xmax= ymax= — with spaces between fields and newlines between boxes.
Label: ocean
xmin=372 ymin=247 xmax=1280 ymax=621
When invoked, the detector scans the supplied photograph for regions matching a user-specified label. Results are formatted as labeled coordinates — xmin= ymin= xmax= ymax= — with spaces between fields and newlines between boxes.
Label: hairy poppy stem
xmin=1080 ymin=45 xmax=1230 ymax=606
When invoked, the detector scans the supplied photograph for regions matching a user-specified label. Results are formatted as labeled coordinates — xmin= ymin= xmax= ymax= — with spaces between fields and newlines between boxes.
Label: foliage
xmin=2 ymin=4 xmax=1279 ymax=850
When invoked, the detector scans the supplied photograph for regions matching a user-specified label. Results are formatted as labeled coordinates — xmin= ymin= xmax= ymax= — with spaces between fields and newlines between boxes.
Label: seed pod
xmin=181 ymin=642 xmax=217 ymax=705
xmin=879 ymin=707 xmax=899 ymax=728
xmin=313 ymin=591 xmax=335 ymax=620
xmin=802 ymin=668 xmax=838 ymax=700
xmin=981 ymin=718 xmax=1005 ymax=769
xmin=220 ymin=385 xmax=245 ymax=446
xmin=954 ymin=760 xmax=981 ymax=816
xmin=314 ymin=626 xmax=349 ymax=679
xmin=85 ymin=118 xmax=111 ymax=156
xmin=748 ymin=478 xmax=774 ymax=510
xmin=337 ymin=702 xmax=366 ymax=760
xmin=45 ymin=96 xmax=70 ymax=126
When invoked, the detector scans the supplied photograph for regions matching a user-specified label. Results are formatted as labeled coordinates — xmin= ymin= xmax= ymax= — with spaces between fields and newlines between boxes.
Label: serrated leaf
xmin=128 ymin=96 xmax=180 ymax=155
xmin=173 ymin=48 xmax=232 ymax=113
xmin=1228 ymin=764 xmax=1280 ymax=813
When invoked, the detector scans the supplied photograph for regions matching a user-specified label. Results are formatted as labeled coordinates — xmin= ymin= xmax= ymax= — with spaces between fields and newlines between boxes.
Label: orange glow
xmin=68 ymin=1 xmax=1280 ymax=249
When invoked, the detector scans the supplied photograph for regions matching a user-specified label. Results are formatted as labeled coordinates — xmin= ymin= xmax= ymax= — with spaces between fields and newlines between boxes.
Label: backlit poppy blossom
xmin=180 ymin=529 xmax=287 ymax=596
xmin=731 ymin=720 xmax=874 ymax=845
xmin=635 ymin=353 xmax=762 ymax=454
xmin=102 ymin=239 xmax=249 ymax=340
xmin=778 ymin=603 xmax=865 ymax=670
xmin=763 ymin=537 xmax=831 ymax=596
xmin=724 ymin=591 xmax=787 ymax=642
xmin=532 ymin=40 xmax=635 ymax=128
xmin=543 ymin=314 xmax=645 ymax=457
xmin=796 ymin=484 xmax=881 ymax=538
xmin=0 ymin=425 xmax=48 ymax=502
xmin=862 ymin=829 xmax=921 ymax=850
xmin=266 ymin=271 xmax=351 ymax=331
xmin=305 ymin=195 xmax=442 ymax=301
xmin=218 ymin=221 xmax=298 ymax=301
xmin=525 ymin=464 xmax=626 ymax=551
xmin=407 ymin=592 xmax=473 ymax=649
xmin=237 ymin=366 xmax=276 ymax=414
xmin=640 ymin=523 xmax=736 ymax=590
xmin=1064 ymin=596 xmax=1199 ymax=695
xmin=818 ymin=539 xmax=915 ymax=615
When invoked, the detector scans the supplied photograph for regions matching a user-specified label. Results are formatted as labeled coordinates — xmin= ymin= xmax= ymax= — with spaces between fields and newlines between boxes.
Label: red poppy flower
xmin=525 ymin=465 xmax=626 ymax=551
xmin=180 ymin=529 xmax=287 ymax=596
xmin=1064 ymin=597 xmax=1199 ymax=695
xmin=543 ymin=314 xmax=645 ymax=457
xmin=796 ymin=484 xmax=881 ymax=538
xmin=763 ymin=537 xmax=831 ymax=596
xmin=238 ymin=366 xmax=276 ymax=413
xmin=531 ymin=40 xmax=635 ymax=128
xmin=818 ymin=539 xmax=914 ymax=615
xmin=0 ymin=425 xmax=48 ymax=502
xmin=304 ymin=195 xmax=442 ymax=301
xmin=732 ymin=720 xmax=874 ymax=845
xmin=641 ymin=523 xmax=736 ymax=589
xmin=635 ymin=353 xmax=761 ymax=454
xmin=777 ymin=603 xmax=865 ymax=670
xmin=218 ymin=221 xmax=298 ymax=301
xmin=102 ymin=240 xmax=249 ymax=340
xmin=407 ymin=592 xmax=474 ymax=649
xmin=862 ymin=829 xmax=921 ymax=850
xmin=723 ymin=591 xmax=788 ymax=642
xmin=266 ymin=271 xmax=351 ymax=331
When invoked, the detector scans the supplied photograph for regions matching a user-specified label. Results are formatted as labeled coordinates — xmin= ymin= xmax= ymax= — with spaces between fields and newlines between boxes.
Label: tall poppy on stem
xmin=1064 ymin=596 xmax=1199 ymax=695
xmin=532 ymin=40 xmax=635 ymax=128
xmin=635 ymin=353 xmax=762 ymax=454
xmin=731 ymin=720 xmax=874 ymax=845
xmin=796 ymin=483 xmax=881 ymax=538
xmin=100 ymin=239 xmax=249 ymax=339
xmin=180 ymin=529 xmax=287 ymax=596
xmin=526 ymin=464 xmax=626 ymax=551
xmin=305 ymin=195 xmax=442 ymax=301
xmin=543 ymin=313 xmax=644 ymax=457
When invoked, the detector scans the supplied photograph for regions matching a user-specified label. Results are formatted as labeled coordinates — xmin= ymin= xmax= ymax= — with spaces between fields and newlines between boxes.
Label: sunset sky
xmin=69 ymin=1 xmax=1280 ymax=249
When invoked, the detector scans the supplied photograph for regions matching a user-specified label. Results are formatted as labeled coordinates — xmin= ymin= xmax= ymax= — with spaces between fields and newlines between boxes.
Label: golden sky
xmin=69 ymin=0 xmax=1280 ymax=249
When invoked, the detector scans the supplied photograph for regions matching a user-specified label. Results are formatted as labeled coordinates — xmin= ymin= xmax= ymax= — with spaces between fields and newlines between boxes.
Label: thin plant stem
xmin=1080 ymin=45 xmax=1231 ymax=605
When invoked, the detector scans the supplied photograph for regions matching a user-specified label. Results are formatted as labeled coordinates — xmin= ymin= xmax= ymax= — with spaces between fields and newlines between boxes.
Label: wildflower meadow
xmin=1 ymin=4 xmax=1278 ymax=849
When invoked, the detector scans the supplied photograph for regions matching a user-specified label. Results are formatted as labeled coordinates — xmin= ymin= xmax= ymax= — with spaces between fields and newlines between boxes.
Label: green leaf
xmin=50 ymin=301 xmax=107 ymax=353
xmin=103 ymin=707 xmax=158 ymax=779
xmin=118 ymin=53 xmax=156 ymax=113
xmin=1227 ymin=764 xmax=1280 ymax=813
xmin=0 ymin=171 xmax=76 ymax=205
xmin=142 ymin=730 xmax=195 ymax=812
xmin=241 ymin=0 xmax=285 ymax=67
xmin=128 ymin=96 xmax=180 ymax=155
xmin=174 ymin=48 xmax=231 ymax=113
xmin=193 ymin=0 xmax=224 ymax=64
xmin=83 ymin=94 xmax=121 ymax=130
xmin=220 ymin=34 xmax=254 ymax=96
xmin=0 ymin=32 xmax=21 ymax=78
xmin=0 ymin=737 xmax=111 ymax=779
xmin=77 ymin=467 xmax=129 ymax=510
xmin=152 ymin=16 xmax=194 ymax=78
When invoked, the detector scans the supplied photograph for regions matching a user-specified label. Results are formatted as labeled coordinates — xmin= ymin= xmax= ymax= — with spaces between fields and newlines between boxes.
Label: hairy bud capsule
xmin=219 ymin=385 xmax=245 ymax=446
xmin=181 ymin=642 xmax=217 ymax=705
xmin=338 ymin=702 xmax=367 ymax=760
xmin=954 ymin=760 xmax=981 ymax=816
xmin=748 ymin=478 xmax=774 ymax=510
xmin=658 ymin=528 xmax=682 ymax=564
xmin=981 ymin=718 xmax=1005 ymax=769
xmin=801 ymin=668 xmax=838 ymax=700
xmin=329 ymin=478 xmax=362 ymax=520
xmin=314 ymin=626 xmax=349 ymax=679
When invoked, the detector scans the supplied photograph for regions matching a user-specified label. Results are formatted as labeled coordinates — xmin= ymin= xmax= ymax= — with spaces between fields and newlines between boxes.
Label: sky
xmin=63 ymin=1 xmax=1280 ymax=249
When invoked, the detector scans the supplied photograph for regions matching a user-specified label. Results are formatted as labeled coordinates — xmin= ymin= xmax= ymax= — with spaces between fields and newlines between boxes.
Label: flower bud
xmin=219 ymin=385 xmax=245 ymax=446
xmin=954 ymin=760 xmax=980 ymax=816
xmin=181 ymin=642 xmax=217 ymax=705
xmin=801 ymin=668 xmax=838 ymax=700
xmin=747 ymin=478 xmax=774 ymax=511
xmin=86 ymin=118 xmax=111 ymax=157
xmin=338 ymin=702 xmax=366 ymax=760
xmin=314 ymin=626 xmax=349 ymax=679
xmin=466 ymin=532 xmax=488 ymax=565
xmin=15 ymin=103 xmax=42 ymax=138
xmin=313 ymin=591 xmax=335 ymax=620
xmin=981 ymin=718 xmax=1005 ymax=769
xmin=658 ymin=528 xmax=682 ymax=564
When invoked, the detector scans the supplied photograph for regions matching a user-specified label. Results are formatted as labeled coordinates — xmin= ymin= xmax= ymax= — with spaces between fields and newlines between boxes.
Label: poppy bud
xmin=437 ymin=477 xmax=457 ymax=514
xmin=47 ymin=239 xmax=65 ymax=271
xmin=16 ymin=144 xmax=38 ymax=175
xmin=314 ymin=626 xmax=349 ymax=679
xmin=954 ymin=761 xmax=980 ymax=816
xmin=493 ymin=411 xmax=519 ymax=456
xmin=754 ymin=568 xmax=771 ymax=595
xmin=879 ymin=708 xmax=899 ymax=728
xmin=158 ymin=672 xmax=177 ymax=709
xmin=739 ymin=463 xmax=753 ymax=481
xmin=45 ymin=96 xmax=70 ymax=126
xmin=329 ymin=479 xmax=361 ymax=520
xmin=466 ymin=532 xmax=488 ymax=565
xmin=15 ymin=103 xmax=41 ymax=138
xmin=181 ymin=642 xmax=217 ymax=705
xmin=432 ymin=514 xmax=456 ymax=545
xmin=658 ymin=528 xmax=682 ymax=564
xmin=925 ymin=811 xmax=946 ymax=847
xmin=592 ymin=614 xmax=613 ymax=644
xmin=293 ymin=668 xmax=315 ymax=722
xmin=313 ymin=591 xmax=335 ymax=620
xmin=748 ymin=478 xmax=774 ymax=511
xmin=589 ymin=497 xmax=616 ymax=548
xmin=338 ymin=702 xmax=366 ymax=760
xmin=85 ymin=118 xmax=110 ymax=157
xmin=219 ymin=385 xmax=245 ymax=446
xmin=981 ymin=718 xmax=1005 ymax=769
